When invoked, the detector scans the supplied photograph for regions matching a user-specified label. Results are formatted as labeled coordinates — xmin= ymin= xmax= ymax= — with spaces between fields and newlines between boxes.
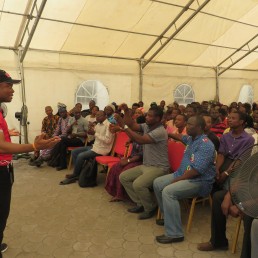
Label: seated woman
xmin=168 ymin=114 xmax=187 ymax=137
xmin=105 ymin=141 xmax=143 ymax=202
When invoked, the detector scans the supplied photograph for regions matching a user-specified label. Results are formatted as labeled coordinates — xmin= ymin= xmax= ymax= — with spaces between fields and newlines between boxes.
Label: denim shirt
xmin=174 ymin=134 xmax=216 ymax=197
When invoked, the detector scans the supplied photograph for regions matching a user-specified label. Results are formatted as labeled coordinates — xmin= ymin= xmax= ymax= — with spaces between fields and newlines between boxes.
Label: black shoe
xmin=56 ymin=167 xmax=67 ymax=171
xmin=127 ymin=206 xmax=144 ymax=213
xmin=1 ymin=243 xmax=8 ymax=253
xmin=138 ymin=208 xmax=157 ymax=220
xmin=156 ymin=219 xmax=164 ymax=226
xmin=156 ymin=234 xmax=184 ymax=244
xmin=59 ymin=177 xmax=78 ymax=185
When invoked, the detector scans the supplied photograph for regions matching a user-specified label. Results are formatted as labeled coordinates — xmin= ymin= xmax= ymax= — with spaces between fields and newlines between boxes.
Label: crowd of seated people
xmin=31 ymin=99 xmax=258 ymax=257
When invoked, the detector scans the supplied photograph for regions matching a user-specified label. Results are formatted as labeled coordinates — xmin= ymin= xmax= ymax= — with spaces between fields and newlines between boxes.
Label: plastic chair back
xmin=168 ymin=140 xmax=185 ymax=172
xmin=113 ymin=131 xmax=130 ymax=156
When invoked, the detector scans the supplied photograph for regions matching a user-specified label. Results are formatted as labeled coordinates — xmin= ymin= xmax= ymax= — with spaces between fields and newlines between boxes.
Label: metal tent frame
xmin=1 ymin=0 xmax=258 ymax=107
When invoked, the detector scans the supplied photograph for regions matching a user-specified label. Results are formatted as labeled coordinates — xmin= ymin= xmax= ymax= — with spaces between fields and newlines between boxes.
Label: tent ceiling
xmin=1 ymin=0 xmax=258 ymax=71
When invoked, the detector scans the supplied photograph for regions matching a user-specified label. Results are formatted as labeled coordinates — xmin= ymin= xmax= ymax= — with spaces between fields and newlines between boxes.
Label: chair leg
xmin=68 ymin=154 xmax=73 ymax=170
xmin=232 ymin=217 xmax=242 ymax=254
xmin=156 ymin=207 xmax=163 ymax=220
xmin=187 ymin=197 xmax=197 ymax=233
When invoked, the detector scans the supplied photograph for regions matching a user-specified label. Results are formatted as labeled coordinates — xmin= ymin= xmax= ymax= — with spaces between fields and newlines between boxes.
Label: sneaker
xmin=1 ymin=243 xmax=8 ymax=253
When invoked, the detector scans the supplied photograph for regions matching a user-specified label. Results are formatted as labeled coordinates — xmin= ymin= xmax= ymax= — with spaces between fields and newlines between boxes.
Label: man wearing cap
xmin=0 ymin=69 xmax=60 ymax=257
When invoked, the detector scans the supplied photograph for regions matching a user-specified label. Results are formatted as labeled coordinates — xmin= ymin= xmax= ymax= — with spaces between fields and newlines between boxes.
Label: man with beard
xmin=117 ymin=104 xmax=169 ymax=220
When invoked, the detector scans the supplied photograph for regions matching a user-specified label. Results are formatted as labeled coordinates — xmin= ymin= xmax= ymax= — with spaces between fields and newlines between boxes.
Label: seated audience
xmin=153 ymin=116 xmax=216 ymax=244
xmin=63 ymin=110 xmax=114 ymax=181
xmin=68 ymin=102 xmax=82 ymax=117
xmin=85 ymin=106 xmax=99 ymax=145
xmin=51 ymin=108 xmax=88 ymax=170
xmin=117 ymin=104 xmax=169 ymax=220
xmin=202 ymin=114 xmax=220 ymax=151
xmin=104 ymin=104 xmax=117 ymax=124
xmin=105 ymin=140 xmax=143 ymax=202
xmin=81 ymin=100 xmax=96 ymax=118
xmin=31 ymin=105 xmax=59 ymax=161
xmin=30 ymin=107 xmax=70 ymax=166
xmin=186 ymin=105 xmax=197 ymax=119
xmin=210 ymin=107 xmax=227 ymax=138
xmin=166 ymin=108 xmax=181 ymax=134
xmin=159 ymin=100 xmax=166 ymax=112
xmin=198 ymin=111 xmax=254 ymax=255
xmin=170 ymin=114 xmax=187 ymax=136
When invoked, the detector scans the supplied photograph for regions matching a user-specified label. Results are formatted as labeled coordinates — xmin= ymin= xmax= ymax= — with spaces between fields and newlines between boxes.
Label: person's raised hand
xmin=109 ymin=124 xmax=121 ymax=134
xmin=34 ymin=133 xmax=61 ymax=150
xmin=9 ymin=128 xmax=20 ymax=136
xmin=114 ymin=113 xmax=124 ymax=127
xmin=119 ymin=103 xmax=129 ymax=112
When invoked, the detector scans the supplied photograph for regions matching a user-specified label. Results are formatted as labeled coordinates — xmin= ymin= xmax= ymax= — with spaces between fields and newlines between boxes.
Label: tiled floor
xmin=3 ymin=159 xmax=243 ymax=258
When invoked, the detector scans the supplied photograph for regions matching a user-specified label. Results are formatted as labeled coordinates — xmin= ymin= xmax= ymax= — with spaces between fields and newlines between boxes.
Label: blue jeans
xmin=153 ymin=174 xmax=201 ymax=238
xmin=71 ymin=146 xmax=100 ymax=176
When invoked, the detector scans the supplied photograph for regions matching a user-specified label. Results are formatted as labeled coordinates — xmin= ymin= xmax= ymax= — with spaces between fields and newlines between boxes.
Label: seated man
xmin=52 ymin=108 xmax=88 ymax=170
xmin=198 ymin=111 xmax=254 ymax=254
xmin=31 ymin=105 xmax=59 ymax=160
xmin=30 ymin=107 xmax=70 ymax=167
xmin=63 ymin=110 xmax=114 ymax=180
xmin=210 ymin=107 xmax=227 ymax=138
xmin=117 ymin=104 xmax=169 ymax=220
xmin=153 ymin=116 xmax=216 ymax=244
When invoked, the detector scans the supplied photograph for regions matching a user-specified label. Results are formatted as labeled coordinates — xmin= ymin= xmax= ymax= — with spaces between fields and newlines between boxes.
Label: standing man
xmin=0 ymin=69 xmax=60 ymax=257
xmin=117 ymin=104 xmax=169 ymax=220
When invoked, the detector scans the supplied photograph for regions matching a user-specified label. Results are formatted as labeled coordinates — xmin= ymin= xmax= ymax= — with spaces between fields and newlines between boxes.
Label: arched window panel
xmin=238 ymin=85 xmax=254 ymax=104
xmin=76 ymin=80 xmax=109 ymax=110
xmin=174 ymin=84 xmax=195 ymax=105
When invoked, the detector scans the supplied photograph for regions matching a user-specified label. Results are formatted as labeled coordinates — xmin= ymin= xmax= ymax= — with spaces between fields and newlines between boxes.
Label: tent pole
xmin=17 ymin=48 xmax=29 ymax=144
xmin=215 ymin=66 xmax=220 ymax=102
xmin=139 ymin=60 xmax=144 ymax=101
xmin=142 ymin=0 xmax=211 ymax=68
xmin=141 ymin=0 xmax=195 ymax=59
xmin=20 ymin=0 xmax=48 ymax=62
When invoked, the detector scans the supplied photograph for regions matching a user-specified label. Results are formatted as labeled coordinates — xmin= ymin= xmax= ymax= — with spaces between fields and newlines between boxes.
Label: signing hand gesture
xmin=9 ymin=128 xmax=20 ymax=136
xmin=34 ymin=133 xmax=61 ymax=150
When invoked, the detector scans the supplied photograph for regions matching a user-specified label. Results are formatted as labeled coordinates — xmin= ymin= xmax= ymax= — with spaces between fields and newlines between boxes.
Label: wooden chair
xmin=185 ymin=195 xmax=212 ymax=233
xmin=67 ymin=138 xmax=88 ymax=170
xmin=231 ymin=216 xmax=242 ymax=254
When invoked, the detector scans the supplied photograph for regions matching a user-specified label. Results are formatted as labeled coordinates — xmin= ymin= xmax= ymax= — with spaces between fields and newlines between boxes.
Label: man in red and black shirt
xmin=0 ymin=69 xmax=60 ymax=257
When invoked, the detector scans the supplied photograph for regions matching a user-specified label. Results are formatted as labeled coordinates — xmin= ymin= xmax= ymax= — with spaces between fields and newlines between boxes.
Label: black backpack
xmin=78 ymin=158 xmax=98 ymax=187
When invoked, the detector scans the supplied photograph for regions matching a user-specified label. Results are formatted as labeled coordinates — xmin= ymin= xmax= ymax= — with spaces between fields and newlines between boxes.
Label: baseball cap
xmin=0 ymin=70 xmax=21 ymax=84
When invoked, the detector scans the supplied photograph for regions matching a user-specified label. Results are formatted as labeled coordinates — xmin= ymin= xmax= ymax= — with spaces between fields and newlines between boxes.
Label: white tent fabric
xmin=1 ymin=0 xmax=258 ymax=141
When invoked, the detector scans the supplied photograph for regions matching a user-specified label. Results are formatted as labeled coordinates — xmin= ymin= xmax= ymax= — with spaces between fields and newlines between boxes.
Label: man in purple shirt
xmin=198 ymin=111 xmax=254 ymax=255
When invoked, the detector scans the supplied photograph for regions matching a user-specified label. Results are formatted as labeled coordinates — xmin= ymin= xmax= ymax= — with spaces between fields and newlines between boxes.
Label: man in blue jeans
xmin=153 ymin=116 xmax=216 ymax=244
xmin=62 ymin=110 xmax=114 ymax=182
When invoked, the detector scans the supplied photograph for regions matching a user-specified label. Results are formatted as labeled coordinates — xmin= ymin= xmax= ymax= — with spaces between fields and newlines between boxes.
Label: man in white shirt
xmin=63 ymin=110 xmax=114 ymax=179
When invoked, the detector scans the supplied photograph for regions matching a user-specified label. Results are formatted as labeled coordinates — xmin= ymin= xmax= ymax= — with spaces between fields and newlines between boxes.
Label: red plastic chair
xmin=95 ymin=131 xmax=130 ymax=166
xmin=168 ymin=140 xmax=186 ymax=172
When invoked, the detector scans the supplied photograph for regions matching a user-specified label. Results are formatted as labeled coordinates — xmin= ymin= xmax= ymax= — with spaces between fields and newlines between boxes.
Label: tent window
xmin=238 ymin=85 xmax=254 ymax=104
xmin=76 ymin=80 xmax=109 ymax=110
xmin=174 ymin=84 xmax=195 ymax=105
